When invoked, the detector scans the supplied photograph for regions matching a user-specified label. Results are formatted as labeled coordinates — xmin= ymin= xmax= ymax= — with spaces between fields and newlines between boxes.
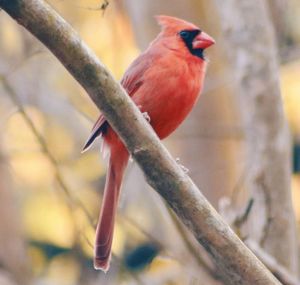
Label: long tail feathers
xmin=94 ymin=149 xmax=128 ymax=272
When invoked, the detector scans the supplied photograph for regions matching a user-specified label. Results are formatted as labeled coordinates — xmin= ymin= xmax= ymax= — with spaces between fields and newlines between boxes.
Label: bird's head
xmin=155 ymin=15 xmax=215 ymax=60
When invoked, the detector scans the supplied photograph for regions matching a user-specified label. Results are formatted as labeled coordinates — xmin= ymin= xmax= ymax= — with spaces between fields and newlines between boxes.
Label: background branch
xmin=0 ymin=0 xmax=282 ymax=284
xmin=246 ymin=240 xmax=300 ymax=285
xmin=214 ymin=0 xmax=298 ymax=274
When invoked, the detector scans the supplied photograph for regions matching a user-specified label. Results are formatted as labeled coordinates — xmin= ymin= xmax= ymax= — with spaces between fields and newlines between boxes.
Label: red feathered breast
xmin=131 ymin=51 xmax=206 ymax=139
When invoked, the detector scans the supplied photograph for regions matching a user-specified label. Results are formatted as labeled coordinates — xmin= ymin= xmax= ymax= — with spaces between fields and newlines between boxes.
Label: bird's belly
xmin=136 ymin=87 xmax=200 ymax=140
xmin=132 ymin=60 xmax=204 ymax=140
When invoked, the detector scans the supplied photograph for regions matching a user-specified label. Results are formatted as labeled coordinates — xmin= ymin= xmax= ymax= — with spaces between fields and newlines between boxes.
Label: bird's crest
xmin=155 ymin=15 xmax=199 ymax=34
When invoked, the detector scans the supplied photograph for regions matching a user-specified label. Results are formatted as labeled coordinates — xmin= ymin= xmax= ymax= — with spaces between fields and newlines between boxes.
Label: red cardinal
xmin=83 ymin=15 xmax=215 ymax=272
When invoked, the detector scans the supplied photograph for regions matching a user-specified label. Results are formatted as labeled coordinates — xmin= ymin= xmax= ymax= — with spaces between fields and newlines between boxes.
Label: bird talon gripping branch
xmin=83 ymin=15 xmax=214 ymax=272
xmin=142 ymin=111 xmax=151 ymax=122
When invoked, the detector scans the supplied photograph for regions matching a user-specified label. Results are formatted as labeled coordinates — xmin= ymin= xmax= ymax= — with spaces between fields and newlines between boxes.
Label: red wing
xmin=120 ymin=53 xmax=153 ymax=96
xmin=82 ymin=52 xmax=154 ymax=152
xmin=82 ymin=115 xmax=107 ymax=152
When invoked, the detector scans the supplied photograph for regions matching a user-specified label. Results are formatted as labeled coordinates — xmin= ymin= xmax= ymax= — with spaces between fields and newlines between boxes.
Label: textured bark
xmin=215 ymin=0 xmax=298 ymax=275
xmin=0 ymin=0 xmax=282 ymax=284
xmin=246 ymin=240 xmax=300 ymax=285
xmin=267 ymin=0 xmax=288 ymax=46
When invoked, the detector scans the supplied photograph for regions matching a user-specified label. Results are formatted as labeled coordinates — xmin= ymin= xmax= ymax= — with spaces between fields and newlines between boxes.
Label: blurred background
xmin=0 ymin=0 xmax=300 ymax=284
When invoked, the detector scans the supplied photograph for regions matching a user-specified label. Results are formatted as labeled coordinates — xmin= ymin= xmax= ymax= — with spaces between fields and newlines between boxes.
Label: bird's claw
xmin=142 ymin=111 xmax=151 ymax=122
xmin=137 ymin=105 xmax=151 ymax=122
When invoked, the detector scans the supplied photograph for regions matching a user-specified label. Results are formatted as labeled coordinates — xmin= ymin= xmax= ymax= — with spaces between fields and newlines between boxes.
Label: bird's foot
xmin=142 ymin=111 xmax=151 ymax=122
xmin=175 ymin=158 xmax=189 ymax=174
xmin=137 ymin=105 xmax=151 ymax=122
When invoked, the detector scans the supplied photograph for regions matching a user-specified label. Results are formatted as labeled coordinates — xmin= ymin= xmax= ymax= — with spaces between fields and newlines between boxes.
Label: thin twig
xmin=6 ymin=49 xmax=45 ymax=76
xmin=234 ymin=198 xmax=254 ymax=229
xmin=60 ymin=0 xmax=109 ymax=14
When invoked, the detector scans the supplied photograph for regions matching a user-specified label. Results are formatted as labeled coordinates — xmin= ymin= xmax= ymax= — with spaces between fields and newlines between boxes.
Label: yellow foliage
xmin=146 ymin=256 xmax=188 ymax=284
xmin=281 ymin=60 xmax=300 ymax=134
xmin=28 ymin=246 xmax=47 ymax=275
xmin=148 ymin=256 xmax=180 ymax=274
xmin=112 ymin=222 xmax=126 ymax=257
xmin=121 ymin=211 xmax=153 ymax=245
xmin=23 ymin=193 xmax=75 ymax=248
xmin=77 ymin=213 xmax=95 ymax=258
xmin=44 ymin=121 xmax=74 ymax=161
xmin=11 ymin=152 xmax=55 ymax=187
xmin=74 ymin=186 xmax=100 ymax=215
xmin=47 ymin=254 xmax=80 ymax=285
xmin=5 ymin=106 xmax=46 ymax=152
xmin=71 ymin=151 xmax=105 ymax=181
xmin=292 ymin=175 xmax=300 ymax=221
xmin=0 ymin=17 xmax=23 ymax=56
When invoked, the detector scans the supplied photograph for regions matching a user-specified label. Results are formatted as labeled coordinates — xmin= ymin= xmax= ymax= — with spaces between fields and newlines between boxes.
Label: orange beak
xmin=192 ymin=31 xmax=215 ymax=50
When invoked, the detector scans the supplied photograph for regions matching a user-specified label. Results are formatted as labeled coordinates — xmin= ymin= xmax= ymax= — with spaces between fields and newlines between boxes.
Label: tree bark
xmin=214 ymin=0 xmax=298 ymax=275
xmin=267 ymin=0 xmax=288 ymax=47
xmin=246 ymin=240 xmax=300 ymax=285
xmin=0 ymin=0 xmax=283 ymax=284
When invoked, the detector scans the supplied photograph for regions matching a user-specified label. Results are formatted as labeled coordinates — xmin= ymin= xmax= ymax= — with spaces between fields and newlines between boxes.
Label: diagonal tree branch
xmin=0 ymin=0 xmax=283 ymax=284
xmin=246 ymin=240 xmax=300 ymax=285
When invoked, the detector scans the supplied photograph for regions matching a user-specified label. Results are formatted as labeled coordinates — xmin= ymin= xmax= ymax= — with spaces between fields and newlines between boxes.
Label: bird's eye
xmin=179 ymin=31 xmax=189 ymax=39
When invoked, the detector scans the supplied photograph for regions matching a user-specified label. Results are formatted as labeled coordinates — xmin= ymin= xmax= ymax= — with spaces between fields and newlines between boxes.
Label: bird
xmin=82 ymin=15 xmax=215 ymax=272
